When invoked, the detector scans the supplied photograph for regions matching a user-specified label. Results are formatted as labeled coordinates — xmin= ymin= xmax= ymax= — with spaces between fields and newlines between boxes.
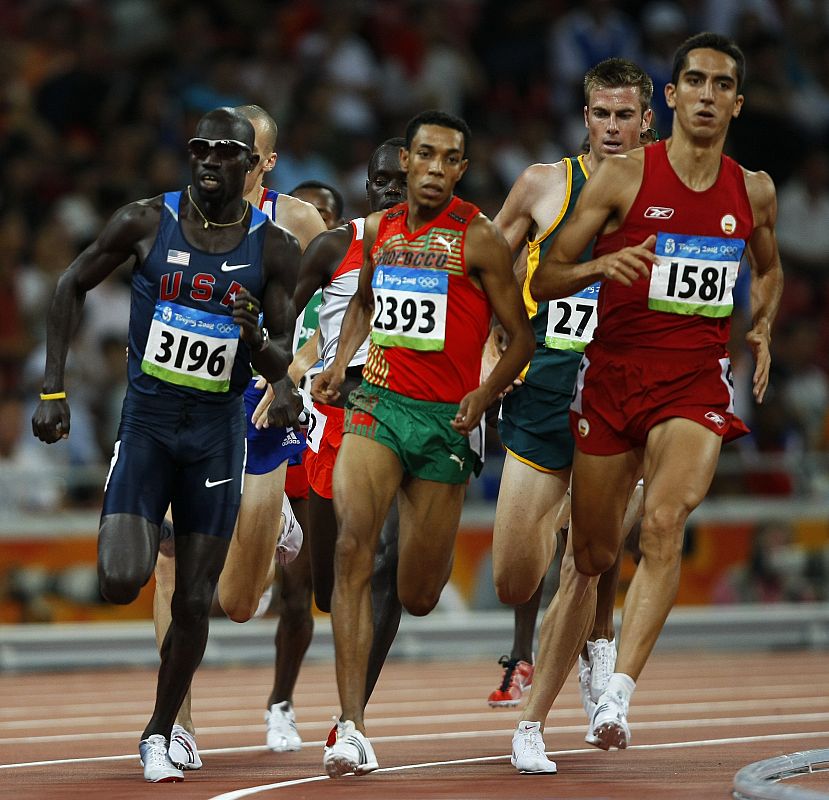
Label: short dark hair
xmin=405 ymin=110 xmax=471 ymax=155
xmin=671 ymin=32 xmax=746 ymax=91
xmin=289 ymin=180 xmax=344 ymax=219
xmin=369 ymin=137 xmax=405 ymax=175
xmin=584 ymin=58 xmax=653 ymax=114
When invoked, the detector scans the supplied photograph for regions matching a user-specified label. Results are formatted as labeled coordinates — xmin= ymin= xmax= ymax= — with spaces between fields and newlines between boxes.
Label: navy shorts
xmin=102 ymin=390 xmax=246 ymax=539
xmin=244 ymin=379 xmax=306 ymax=475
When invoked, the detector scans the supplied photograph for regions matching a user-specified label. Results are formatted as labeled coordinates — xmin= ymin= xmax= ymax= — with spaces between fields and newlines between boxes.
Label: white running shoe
xmin=139 ymin=734 xmax=184 ymax=782
xmin=585 ymin=688 xmax=631 ymax=750
xmin=265 ymin=700 xmax=302 ymax=752
xmin=168 ymin=724 xmax=202 ymax=770
xmin=588 ymin=638 xmax=616 ymax=704
xmin=253 ymin=582 xmax=273 ymax=619
xmin=277 ymin=495 xmax=303 ymax=566
xmin=323 ymin=720 xmax=379 ymax=778
xmin=577 ymin=654 xmax=595 ymax=718
xmin=511 ymin=721 xmax=557 ymax=774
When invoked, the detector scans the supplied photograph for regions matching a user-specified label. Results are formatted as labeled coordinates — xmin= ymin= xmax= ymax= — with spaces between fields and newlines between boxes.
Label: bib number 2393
xmin=648 ymin=232 xmax=744 ymax=318
xmin=142 ymin=301 xmax=239 ymax=392
xmin=371 ymin=266 xmax=447 ymax=351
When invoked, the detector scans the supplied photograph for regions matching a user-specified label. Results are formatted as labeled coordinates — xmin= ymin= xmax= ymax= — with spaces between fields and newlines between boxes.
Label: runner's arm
xmin=744 ymin=170 xmax=784 ymax=403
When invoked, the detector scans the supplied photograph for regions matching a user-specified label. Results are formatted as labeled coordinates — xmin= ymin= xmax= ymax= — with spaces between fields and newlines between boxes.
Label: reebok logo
xmin=205 ymin=477 xmax=233 ymax=488
xmin=705 ymin=411 xmax=726 ymax=428
xmin=221 ymin=261 xmax=250 ymax=272
xmin=644 ymin=206 xmax=674 ymax=219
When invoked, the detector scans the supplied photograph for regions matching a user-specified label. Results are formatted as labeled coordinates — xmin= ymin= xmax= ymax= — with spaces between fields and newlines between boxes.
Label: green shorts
xmin=498 ymin=382 xmax=574 ymax=472
xmin=344 ymin=382 xmax=483 ymax=484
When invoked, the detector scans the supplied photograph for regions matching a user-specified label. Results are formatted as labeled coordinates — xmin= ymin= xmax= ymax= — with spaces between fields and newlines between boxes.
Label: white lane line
xmin=4 ymin=721 xmax=829 ymax=771
xmin=2 ymin=707 xmax=829 ymax=746
xmin=206 ymin=730 xmax=829 ymax=800
xmin=4 ymin=695 xmax=829 ymax=733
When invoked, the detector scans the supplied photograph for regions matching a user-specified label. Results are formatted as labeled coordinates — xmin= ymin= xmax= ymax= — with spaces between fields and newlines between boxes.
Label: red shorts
xmin=285 ymin=453 xmax=309 ymax=500
xmin=570 ymin=341 xmax=750 ymax=455
xmin=304 ymin=403 xmax=345 ymax=499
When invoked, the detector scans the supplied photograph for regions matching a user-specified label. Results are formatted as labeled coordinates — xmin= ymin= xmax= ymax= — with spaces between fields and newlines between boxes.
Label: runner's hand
xmin=32 ymin=399 xmax=71 ymax=443
xmin=232 ymin=289 xmax=262 ymax=345
xmin=252 ymin=381 xmax=275 ymax=429
xmin=599 ymin=235 xmax=655 ymax=286
xmin=311 ymin=366 xmax=345 ymax=404
xmin=268 ymin=375 xmax=302 ymax=428
xmin=452 ymin=386 xmax=489 ymax=435
xmin=746 ymin=322 xmax=772 ymax=403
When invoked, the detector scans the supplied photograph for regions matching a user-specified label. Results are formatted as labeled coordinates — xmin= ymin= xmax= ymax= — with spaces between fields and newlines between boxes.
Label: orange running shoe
xmin=487 ymin=655 xmax=534 ymax=707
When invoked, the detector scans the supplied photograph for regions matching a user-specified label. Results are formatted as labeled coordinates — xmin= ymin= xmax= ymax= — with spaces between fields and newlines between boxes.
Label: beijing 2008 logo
xmin=162 ymin=306 xmax=172 ymax=322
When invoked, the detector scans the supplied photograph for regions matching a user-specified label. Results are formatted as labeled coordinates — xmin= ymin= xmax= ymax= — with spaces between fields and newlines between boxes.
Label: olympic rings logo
xmin=217 ymin=323 xmax=236 ymax=334
xmin=418 ymin=276 xmax=440 ymax=289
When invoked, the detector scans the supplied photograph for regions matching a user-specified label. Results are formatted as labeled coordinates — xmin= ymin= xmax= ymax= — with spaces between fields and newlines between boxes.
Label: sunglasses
xmin=187 ymin=138 xmax=251 ymax=160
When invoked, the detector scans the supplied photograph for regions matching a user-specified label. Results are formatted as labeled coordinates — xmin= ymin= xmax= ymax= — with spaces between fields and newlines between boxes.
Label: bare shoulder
xmin=598 ymin=148 xmax=646 ymax=180
xmin=275 ymin=193 xmax=326 ymax=249
xmin=100 ymin=194 xmax=163 ymax=243
xmin=264 ymin=216 xmax=301 ymax=253
xmin=467 ymin=212 xmax=510 ymax=255
xmin=516 ymin=161 xmax=569 ymax=194
xmin=742 ymin=166 xmax=777 ymax=208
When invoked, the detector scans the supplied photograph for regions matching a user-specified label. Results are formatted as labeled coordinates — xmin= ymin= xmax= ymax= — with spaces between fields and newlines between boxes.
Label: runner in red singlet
xmin=509 ymin=33 xmax=783 ymax=772
xmin=312 ymin=110 xmax=534 ymax=778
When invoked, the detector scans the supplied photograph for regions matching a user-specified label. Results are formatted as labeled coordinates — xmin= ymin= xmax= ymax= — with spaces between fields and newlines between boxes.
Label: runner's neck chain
xmin=187 ymin=185 xmax=249 ymax=229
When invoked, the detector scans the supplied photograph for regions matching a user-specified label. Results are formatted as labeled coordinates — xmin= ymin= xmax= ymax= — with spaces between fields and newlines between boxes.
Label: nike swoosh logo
xmin=221 ymin=261 xmax=250 ymax=272
xmin=204 ymin=477 xmax=233 ymax=488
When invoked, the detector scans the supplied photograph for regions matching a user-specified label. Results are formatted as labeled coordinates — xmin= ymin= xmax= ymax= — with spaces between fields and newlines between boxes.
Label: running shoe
xmin=277 ymin=495 xmax=303 ymax=565
xmin=588 ymin=638 xmax=616 ymax=704
xmin=323 ymin=720 xmax=378 ymax=778
xmin=511 ymin=721 xmax=557 ymax=774
xmin=168 ymin=724 xmax=202 ymax=770
xmin=487 ymin=655 xmax=534 ymax=707
xmin=139 ymin=734 xmax=184 ymax=783
xmin=577 ymin=654 xmax=594 ymax=718
xmin=265 ymin=700 xmax=302 ymax=752
xmin=585 ymin=688 xmax=631 ymax=750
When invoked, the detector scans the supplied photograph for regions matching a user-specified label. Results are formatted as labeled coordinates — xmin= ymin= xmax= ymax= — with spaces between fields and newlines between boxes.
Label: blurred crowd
xmin=2 ymin=0 xmax=829 ymax=512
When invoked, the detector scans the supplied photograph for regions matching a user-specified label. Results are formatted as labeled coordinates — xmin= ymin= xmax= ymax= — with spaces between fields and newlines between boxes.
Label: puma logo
xmin=449 ymin=453 xmax=465 ymax=471
xmin=435 ymin=234 xmax=454 ymax=254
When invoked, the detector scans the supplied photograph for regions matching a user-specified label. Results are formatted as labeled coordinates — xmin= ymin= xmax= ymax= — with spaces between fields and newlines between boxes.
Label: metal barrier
xmin=733 ymin=749 xmax=829 ymax=799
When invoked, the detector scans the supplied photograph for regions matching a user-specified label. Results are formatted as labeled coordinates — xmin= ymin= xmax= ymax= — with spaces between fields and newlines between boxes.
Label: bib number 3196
xmin=142 ymin=301 xmax=239 ymax=392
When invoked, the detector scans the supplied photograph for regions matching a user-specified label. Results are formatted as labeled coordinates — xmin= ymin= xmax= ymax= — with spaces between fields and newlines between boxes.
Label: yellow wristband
xmin=40 ymin=391 xmax=67 ymax=401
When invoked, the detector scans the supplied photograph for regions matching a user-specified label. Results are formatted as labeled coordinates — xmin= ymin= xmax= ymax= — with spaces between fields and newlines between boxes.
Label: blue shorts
xmin=102 ymin=389 xmax=246 ymax=539
xmin=244 ymin=380 xmax=306 ymax=475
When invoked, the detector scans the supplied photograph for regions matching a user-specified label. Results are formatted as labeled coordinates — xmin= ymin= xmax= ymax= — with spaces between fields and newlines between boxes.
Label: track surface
xmin=2 ymin=651 xmax=828 ymax=799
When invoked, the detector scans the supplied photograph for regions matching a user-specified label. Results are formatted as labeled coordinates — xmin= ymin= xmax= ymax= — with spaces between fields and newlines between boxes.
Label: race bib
xmin=370 ymin=266 xmax=447 ymax=351
xmin=648 ymin=233 xmax=744 ymax=318
xmin=306 ymin=405 xmax=328 ymax=453
xmin=544 ymin=282 xmax=600 ymax=352
xmin=141 ymin=301 xmax=239 ymax=392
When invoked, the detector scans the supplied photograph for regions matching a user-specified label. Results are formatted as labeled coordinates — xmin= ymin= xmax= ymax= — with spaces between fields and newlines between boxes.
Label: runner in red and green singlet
xmin=312 ymin=110 xmax=534 ymax=778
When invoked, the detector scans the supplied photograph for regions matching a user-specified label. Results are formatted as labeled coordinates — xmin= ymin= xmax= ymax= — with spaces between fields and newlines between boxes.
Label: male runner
xmin=511 ymin=33 xmax=783 ymax=772
xmin=313 ymin=110 xmax=534 ymax=778
xmin=32 ymin=107 xmax=302 ymax=782
xmin=487 ymin=59 xmax=653 ymax=713
xmin=151 ymin=104 xmax=325 ymax=769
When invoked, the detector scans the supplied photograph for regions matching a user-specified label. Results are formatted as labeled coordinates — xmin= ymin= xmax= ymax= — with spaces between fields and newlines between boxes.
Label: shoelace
xmin=143 ymin=737 xmax=170 ymax=768
xmin=497 ymin=655 xmax=520 ymax=692
xmin=518 ymin=728 xmax=546 ymax=757
xmin=592 ymin=642 xmax=614 ymax=681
